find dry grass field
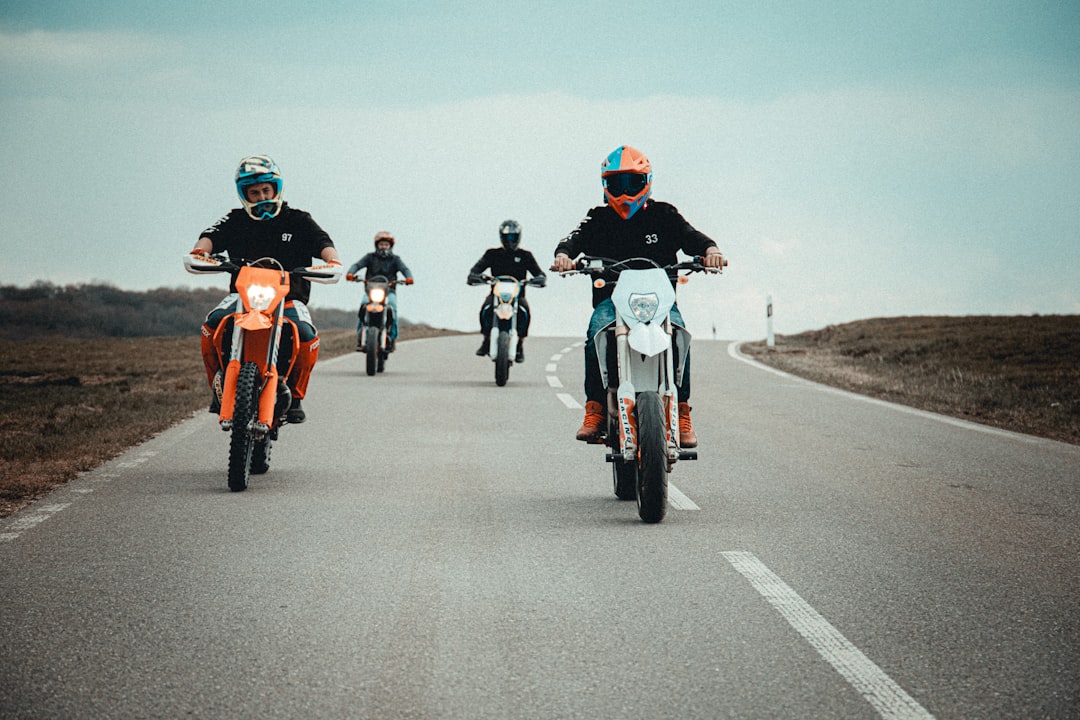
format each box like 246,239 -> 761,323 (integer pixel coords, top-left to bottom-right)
740,315 -> 1079,446
0,326 -> 462,517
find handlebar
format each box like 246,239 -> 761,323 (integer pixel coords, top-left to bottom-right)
551,255 -> 724,278
468,274 -> 546,288
346,274 -> 413,287
184,253 -> 341,282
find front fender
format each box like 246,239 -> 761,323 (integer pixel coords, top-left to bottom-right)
627,322 -> 669,357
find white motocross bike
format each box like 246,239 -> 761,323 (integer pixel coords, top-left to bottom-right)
563,255 -> 721,523
471,274 -> 545,387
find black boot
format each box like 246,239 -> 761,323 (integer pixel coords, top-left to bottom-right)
515,339 -> 525,363
476,334 -> 490,356
285,397 -> 306,424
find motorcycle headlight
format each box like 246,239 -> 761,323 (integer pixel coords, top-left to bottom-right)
495,280 -> 518,303
245,283 -> 277,311
369,287 -> 387,303
628,293 -> 659,323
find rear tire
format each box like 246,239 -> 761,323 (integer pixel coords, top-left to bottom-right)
365,328 -> 378,376
635,391 -> 668,523
227,362 -> 259,492
495,331 -> 511,386
251,434 -> 272,475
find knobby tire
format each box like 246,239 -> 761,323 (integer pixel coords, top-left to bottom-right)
365,327 -> 379,376
635,391 -> 668,523
495,331 -> 511,386
227,362 -> 260,492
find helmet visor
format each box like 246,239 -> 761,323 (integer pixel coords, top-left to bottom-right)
603,173 -> 649,197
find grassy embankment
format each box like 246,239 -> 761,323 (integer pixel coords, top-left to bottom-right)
740,315 -> 1079,446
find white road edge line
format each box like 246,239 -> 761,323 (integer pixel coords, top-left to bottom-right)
547,376 -> 563,388
667,483 -> 699,510
557,393 -> 582,409
722,551 -> 934,720
726,342 -> 1044,444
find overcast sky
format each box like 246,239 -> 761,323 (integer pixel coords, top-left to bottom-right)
2,1 -> 1077,340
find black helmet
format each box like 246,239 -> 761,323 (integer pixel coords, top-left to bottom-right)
499,219 -> 521,250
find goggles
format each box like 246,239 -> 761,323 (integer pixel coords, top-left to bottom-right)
603,173 -> 649,197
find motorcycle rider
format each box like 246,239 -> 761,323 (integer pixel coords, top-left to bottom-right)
467,219 -> 546,362
346,231 -> 414,352
190,154 -> 342,424
552,145 -> 725,447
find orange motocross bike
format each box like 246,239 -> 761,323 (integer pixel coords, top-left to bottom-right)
184,253 -> 341,492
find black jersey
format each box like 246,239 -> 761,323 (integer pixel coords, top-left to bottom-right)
469,247 -> 545,297
554,201 -> 717,307
200,203 -> 336,305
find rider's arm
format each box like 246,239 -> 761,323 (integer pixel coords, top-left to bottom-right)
320,246 -> 342,265
192,237 -> 214,255
524,251 -> 547,280
552,252 -> 575,272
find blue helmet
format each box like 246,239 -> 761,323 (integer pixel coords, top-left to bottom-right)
235,155 -> 283,220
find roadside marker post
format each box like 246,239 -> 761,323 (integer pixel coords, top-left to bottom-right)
766,295 -> 775,348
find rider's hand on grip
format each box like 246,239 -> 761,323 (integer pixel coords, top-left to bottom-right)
467,273 -> 484,285
346,273 -> 355,281
404,278 -> 414,285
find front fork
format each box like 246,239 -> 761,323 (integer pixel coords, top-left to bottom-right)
360,309 -> 387,351
216,301 -> 291,435
611,320 -> 679,464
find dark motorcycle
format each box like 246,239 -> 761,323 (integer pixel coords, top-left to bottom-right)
352,275 -> 407,376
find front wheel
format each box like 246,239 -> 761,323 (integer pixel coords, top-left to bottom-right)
227,362 -> 260,492
494,331 -> 511,386
635,391 -> 668,523
364,327 -> 378,376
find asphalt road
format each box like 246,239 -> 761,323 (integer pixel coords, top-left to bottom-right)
2,335 -> 1077,719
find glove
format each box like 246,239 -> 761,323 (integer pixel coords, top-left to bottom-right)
328,259 -> 343,266
467,273 -> 484,285
346,273 -> 355,281
533,276 -> 547,287
404,277 -> 414,285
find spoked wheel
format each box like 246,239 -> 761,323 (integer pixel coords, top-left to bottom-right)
634,391 -> 668,523
365,328 -> 379,376
494,331 -> 511,386
227,362 -> 260,492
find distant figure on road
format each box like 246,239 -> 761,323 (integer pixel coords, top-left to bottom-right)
467,219 -> 546,362
346,232 -> 414,352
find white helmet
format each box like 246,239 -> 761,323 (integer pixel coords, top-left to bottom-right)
235,155 -> 283,220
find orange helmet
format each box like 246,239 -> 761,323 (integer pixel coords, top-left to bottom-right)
373,231 -> 395,257
601,145 -> 652,220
